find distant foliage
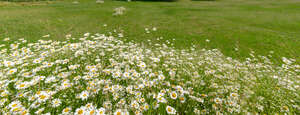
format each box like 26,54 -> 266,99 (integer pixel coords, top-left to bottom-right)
192,0 -> 216,1
0,0 -> 54,2
118,0 -> 179,2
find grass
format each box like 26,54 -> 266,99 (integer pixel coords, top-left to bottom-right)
0,0 -> 299,63
0,1 -> 299,114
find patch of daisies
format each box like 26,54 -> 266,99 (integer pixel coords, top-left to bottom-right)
0,31 -> 299,115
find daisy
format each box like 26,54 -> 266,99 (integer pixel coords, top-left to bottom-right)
61,81 -> 72,89
3,37 -> 10,41
130,100 -> 139,109
7,68 -> 17,75
52,99 -> 61,107
143,103 -> 149,110
20,109 -> 30,115
75,107 -> 86,115
179,96 -> 186,103
37,92 -> 50,102
166,106 -> 176,114
62,107 -> 72,114
97,107 -> 106,115
230,93 -> 239,99
138,62 -> 146,68
214,98 -> 222,104
15,82 -> 28,90
123,72 -> 130,78
9,101 -> 21,109
42,34 -> 50,38
87,109 -> 97,115
158,74 -> 165,80
79,91 -> 89,100
33,58 -> 42,64
3,60 -> 15,67
206,39 -> 210,42
152,27 -> 157,31
10,44 -> 18,49
114,109 -> 123,115
281,106 -> 289,112
157,96 -> 167,103
35,108 -> 45,115
169,91 -> 177,99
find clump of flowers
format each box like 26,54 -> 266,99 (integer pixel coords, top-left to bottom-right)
113,7 -> 126,16
72,1 -> 79,4
96,0 -> 104,4
0,28 -> 299,114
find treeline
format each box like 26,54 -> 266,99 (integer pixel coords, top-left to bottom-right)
0,0 -> 55,2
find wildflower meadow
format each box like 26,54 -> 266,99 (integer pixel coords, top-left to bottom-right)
0,0 -> 299,115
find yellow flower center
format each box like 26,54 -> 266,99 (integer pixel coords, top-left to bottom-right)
167,108 -> 172,112
12,104 -> 18,107
20,84 -> 25,88
90,110 -> 95,114
78,109 -> 83,114
172,93 -> 176,97
117,112 -> 121,115
64,108 -> 70,112
40,95 -> 46,99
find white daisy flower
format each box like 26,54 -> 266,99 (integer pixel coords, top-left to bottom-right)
79,91 -> 89,100
166,106 -> 176,114
52,99 -> 62,107
169,91 -> 177,99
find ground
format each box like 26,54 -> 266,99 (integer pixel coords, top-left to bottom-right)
0,0 -> 299,63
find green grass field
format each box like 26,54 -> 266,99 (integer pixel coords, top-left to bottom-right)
0,0 -> 299,114
0,0 -> 299,61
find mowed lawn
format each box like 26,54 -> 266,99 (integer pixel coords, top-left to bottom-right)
0,0 -> 299,63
